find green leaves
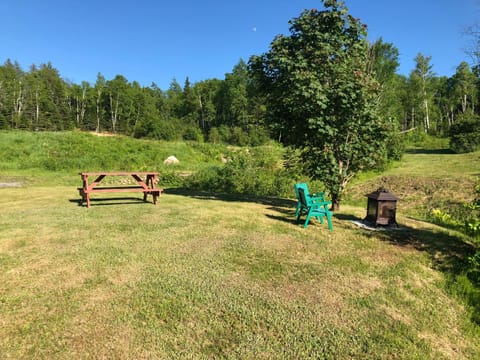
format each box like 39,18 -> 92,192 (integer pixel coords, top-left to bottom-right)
249,0 -> 387,208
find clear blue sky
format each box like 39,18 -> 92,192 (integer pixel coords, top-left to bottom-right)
0,0 -> 478,89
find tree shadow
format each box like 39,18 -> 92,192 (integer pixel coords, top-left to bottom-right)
343,214 -> 477,276
163,188 -> 297,208
164,188 -> 332,228
404,148 -> 455,155
334,213 -> 362,221
332,210 -> 474,275
164,188 -> 476,275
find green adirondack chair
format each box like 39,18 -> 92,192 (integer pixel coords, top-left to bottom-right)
294,183 -> 326,217
294,183 -> 333,230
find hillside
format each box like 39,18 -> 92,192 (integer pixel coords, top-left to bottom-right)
0,131 -> 479,358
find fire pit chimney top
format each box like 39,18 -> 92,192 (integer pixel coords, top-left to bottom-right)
366,187 -> 399,201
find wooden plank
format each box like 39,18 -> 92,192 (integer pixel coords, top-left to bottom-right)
83,187 -> 162,193
79,172 -> 158,176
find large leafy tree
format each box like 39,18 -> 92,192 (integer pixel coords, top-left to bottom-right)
249,0 -> 388,209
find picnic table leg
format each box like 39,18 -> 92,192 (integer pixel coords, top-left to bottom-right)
81,174 -> 92,208
143,175 -> 149,202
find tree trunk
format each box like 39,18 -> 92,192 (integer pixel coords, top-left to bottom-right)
411,107 -> 415,129
461,94 -> 467,113
96,89 -> 102,133
13,81 -> 24,128
75,95 -> 80,126
34,90 -> 40,131
331,193 -> 340,211
424,98 -> 429,132
198,95 -> 205,130
80,86 -> 87,126
109,93 -> 119,133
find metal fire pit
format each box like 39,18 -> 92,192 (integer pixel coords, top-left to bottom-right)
365,187 -> 399,227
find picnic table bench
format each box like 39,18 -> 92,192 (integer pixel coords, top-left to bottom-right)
78,172 -> 162,208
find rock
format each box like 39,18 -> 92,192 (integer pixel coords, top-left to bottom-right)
163,155 -> 179,165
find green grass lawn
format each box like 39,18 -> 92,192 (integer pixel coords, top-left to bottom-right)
1,131 -> 480,358
1,183 -> 479,359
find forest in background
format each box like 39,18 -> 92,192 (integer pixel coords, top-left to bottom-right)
0,34 -> 479,147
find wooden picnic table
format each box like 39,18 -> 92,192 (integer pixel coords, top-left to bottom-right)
78,171 -> 162,208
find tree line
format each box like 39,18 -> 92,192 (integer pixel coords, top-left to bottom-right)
0,38 -> 478,146
0,59 -> 271,146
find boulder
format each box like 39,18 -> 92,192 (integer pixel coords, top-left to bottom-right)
163,155 -> 179,165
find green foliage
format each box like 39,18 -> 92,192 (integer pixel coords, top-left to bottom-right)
229,127 -> 249,147
450,274 -> 480,324
466,182 -> 480,238
426,180 -> 480,323
185,145 -> 310,198
468,252 -> 480,285
430,208 -> 461,228
182,126 -> 204,142
249,1 -> 389,208
449,113 -> 480,153
404,130 -> 450,150
0,59 -> 270,147
385,128 -> 405,161
427,180 -> 480,238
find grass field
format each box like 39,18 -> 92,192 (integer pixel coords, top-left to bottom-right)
1,131 -> 480,358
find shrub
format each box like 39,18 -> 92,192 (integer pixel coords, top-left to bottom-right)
386,129 -> 405,161
208,127 -> 221,144
230,127 -> 249,146
184,145 -> 311,198
183,127 -> 204,142
449,114 -> 480,153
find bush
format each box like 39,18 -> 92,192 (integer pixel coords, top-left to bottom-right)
449,114 -> 480,153
386,130 -> 405,161
184,145 -> 311,198
404,130 -> 449,150
183,127 -> 204,142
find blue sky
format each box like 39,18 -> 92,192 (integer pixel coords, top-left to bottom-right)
0,0 -> 478,89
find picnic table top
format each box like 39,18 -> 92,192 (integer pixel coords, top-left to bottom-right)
80,171 -> 158,176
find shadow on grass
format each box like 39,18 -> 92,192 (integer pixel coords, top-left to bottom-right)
337,211 -> 476,275
69,196 -> 154,207
164,188 -> 309,227
404,148 -> 455,155
380,226 -> 475,274
163,188 -> 297,208
167,187 -> 480,323
165,187 -> 476,274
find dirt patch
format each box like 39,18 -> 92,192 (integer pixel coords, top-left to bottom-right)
89,131 -> 115,137
0,182 -> 22,188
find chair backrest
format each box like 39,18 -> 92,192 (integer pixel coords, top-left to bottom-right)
294,183 -> 309,200
298,187 -> 310,207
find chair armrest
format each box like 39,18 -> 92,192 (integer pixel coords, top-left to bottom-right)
309,193 -> 327,202
310,199 -> 332,210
